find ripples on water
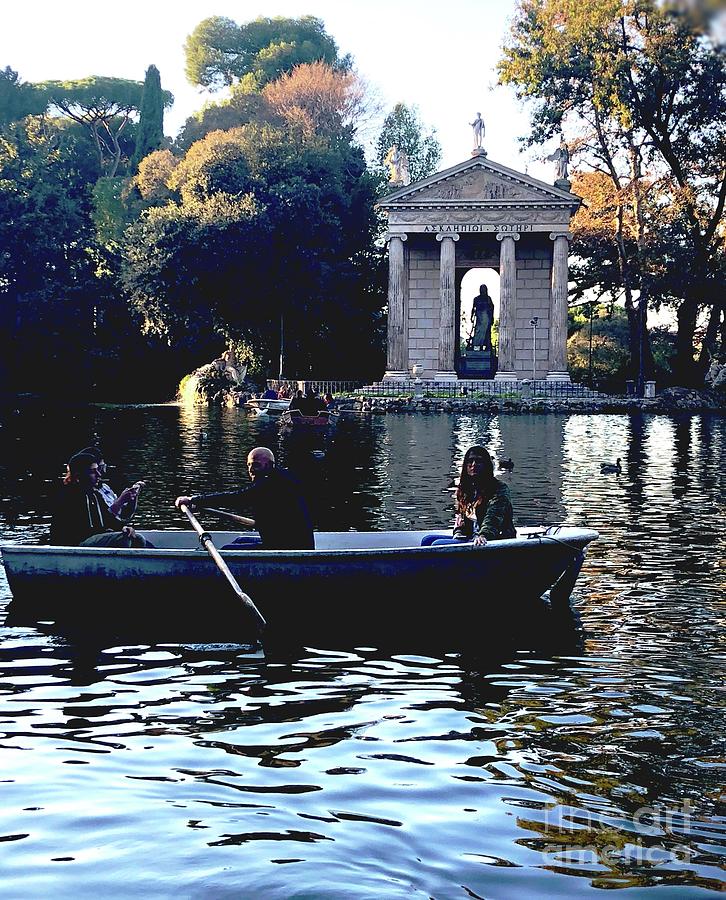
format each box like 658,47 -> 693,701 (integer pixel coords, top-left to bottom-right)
0,405 -> 724,897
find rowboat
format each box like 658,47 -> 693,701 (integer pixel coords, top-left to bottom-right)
1,526 -> 598,646
279,408 -> 334,429
244,397 -> 291,416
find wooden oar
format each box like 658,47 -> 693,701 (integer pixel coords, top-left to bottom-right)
202,507 -> 256,528
179,503 -> 266,633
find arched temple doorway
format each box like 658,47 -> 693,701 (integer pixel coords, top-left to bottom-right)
378,152 -> 580,382
457,267 -> 501,378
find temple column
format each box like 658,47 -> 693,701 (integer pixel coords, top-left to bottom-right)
547,232 -> 571,382
494,233 -> 519,380
435,233 -> 459,380
383,233 -> 409,379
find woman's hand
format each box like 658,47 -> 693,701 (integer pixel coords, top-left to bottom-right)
472,534 -> 487,547
175,495 -> 194,509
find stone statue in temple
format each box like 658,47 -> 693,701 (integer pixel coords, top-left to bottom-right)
468,284 -> 495,351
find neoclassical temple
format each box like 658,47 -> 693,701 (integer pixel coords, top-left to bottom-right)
378,150 -> 581,381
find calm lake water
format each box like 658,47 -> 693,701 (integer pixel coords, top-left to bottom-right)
0,403 -> 724,898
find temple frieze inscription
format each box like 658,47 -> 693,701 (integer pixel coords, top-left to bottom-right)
387,210 -> 571,229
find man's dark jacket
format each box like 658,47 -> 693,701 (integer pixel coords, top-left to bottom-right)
192,468 -> 314,550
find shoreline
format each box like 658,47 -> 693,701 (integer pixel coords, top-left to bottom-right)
336,387 -> 725,415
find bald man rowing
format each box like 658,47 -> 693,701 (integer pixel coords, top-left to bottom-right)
176,446 -> 314,550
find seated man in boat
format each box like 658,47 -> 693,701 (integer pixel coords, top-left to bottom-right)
421,446 -> 516,546
175,446 -> 314,550
50,452 -> 153,548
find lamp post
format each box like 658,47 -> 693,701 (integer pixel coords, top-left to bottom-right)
278,312 -> 284,381
588,303 -> 594,388
529,316 -> 539,380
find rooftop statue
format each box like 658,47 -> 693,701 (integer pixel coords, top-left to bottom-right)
384,144 -> 411,186
470,112 -> 485,150
546,136 -> 570,182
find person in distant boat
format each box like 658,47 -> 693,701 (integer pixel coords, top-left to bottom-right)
76,446 -> 144,521
261,387 -> 279,400
300,387 -> 326,416
421,445 -> 516,546
289,389 -> 305,411
50,452 -> 153,547
175,446 -> 314,550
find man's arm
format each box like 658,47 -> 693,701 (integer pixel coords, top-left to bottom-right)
176,484 -> 255,513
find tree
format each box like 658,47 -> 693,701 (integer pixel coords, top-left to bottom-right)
131,65 -> 166,171
262,61 -> 367,143
173,88 -> 273,153
568,303 -> 676,392
123,121 -> 383,377
40,76 -> 172,176
375,102 -> 442,186
184,15 -> 346,90
0,116 -> 99,395
499,0 -> 726,389
135,148 -> 179,202
0,67 -> 46,125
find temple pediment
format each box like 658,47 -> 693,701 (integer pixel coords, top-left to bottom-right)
378,155 -> 580,209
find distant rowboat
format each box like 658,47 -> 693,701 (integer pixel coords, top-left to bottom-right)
279,408 -> 334,429
244,397 -> 291,416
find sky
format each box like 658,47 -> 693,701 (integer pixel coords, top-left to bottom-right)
1,0 -> 557,180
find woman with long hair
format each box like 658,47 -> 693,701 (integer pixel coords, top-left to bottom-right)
422,445 -> 516,546
453,445 -> 516,545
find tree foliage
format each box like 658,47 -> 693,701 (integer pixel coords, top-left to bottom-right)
40,76 -> 172,176
173,88 -> 273,153
499,0 -> 726,388
135,148 -> 179,202
0,116 -> 99,394
374,102 -> 442,186
184,15 -> 346,90
568,303 -> 676,392
0,67 -> 46,125
131,65 -> 166,172
262,60 -> 367,142
123,115 -> 384,377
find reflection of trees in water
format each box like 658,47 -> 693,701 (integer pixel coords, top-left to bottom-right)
374,414 -> 467,529
457,652 -> 725,890
671,414 -> 692,502
623,412 -> 648,523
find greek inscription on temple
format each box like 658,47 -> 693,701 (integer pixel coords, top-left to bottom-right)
422,223 -> 533,233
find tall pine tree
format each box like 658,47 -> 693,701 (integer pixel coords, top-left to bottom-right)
132,65 -> 165,172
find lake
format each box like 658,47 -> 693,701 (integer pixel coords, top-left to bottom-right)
0,403 -> 724,897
